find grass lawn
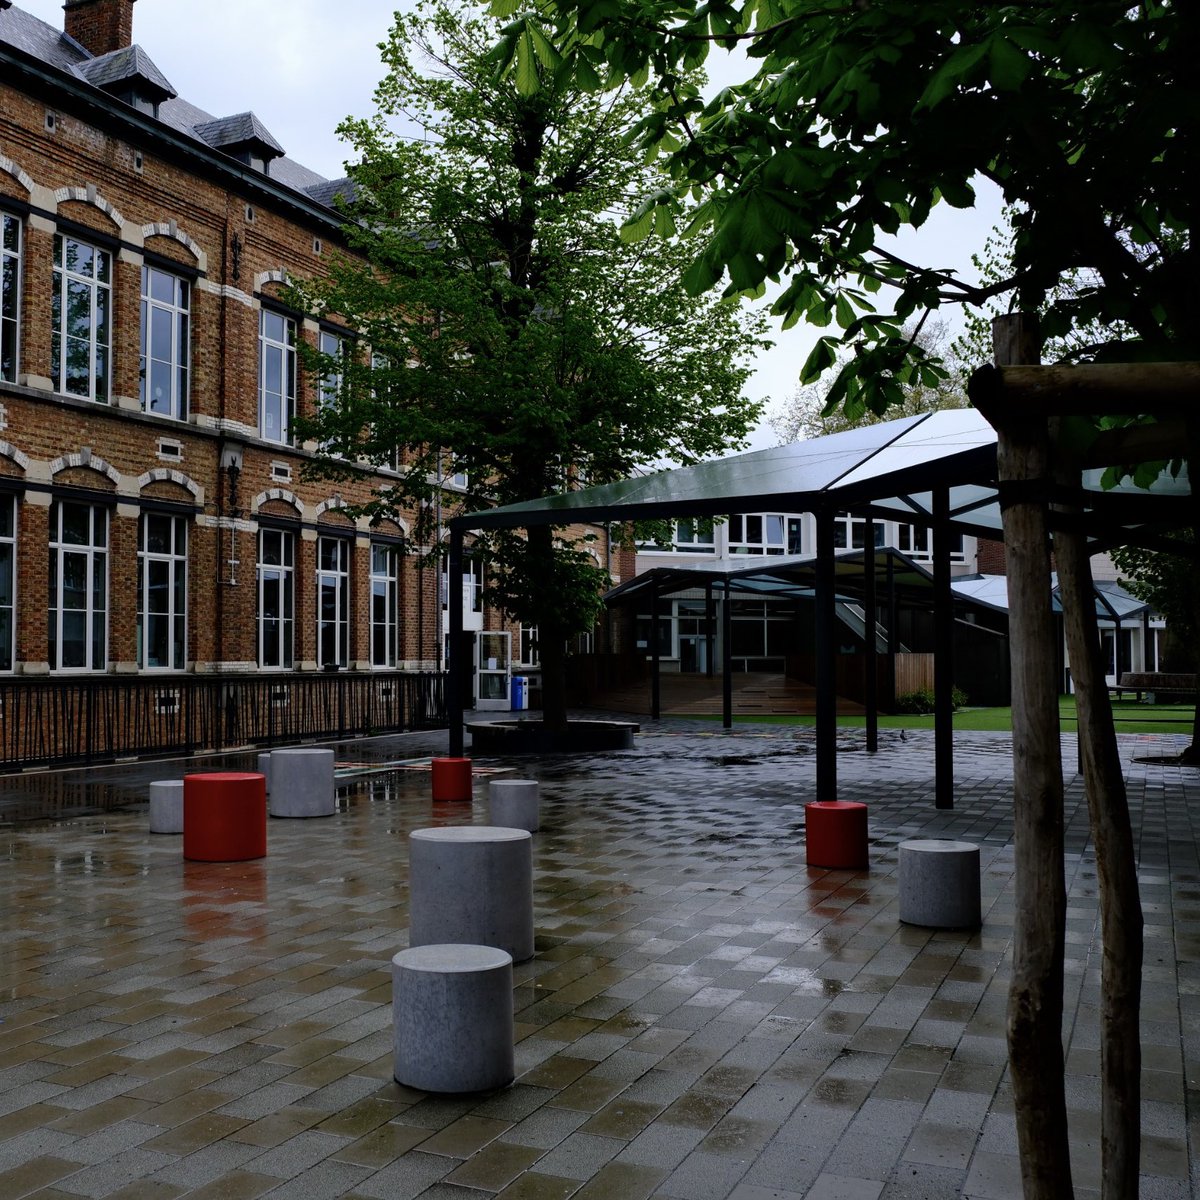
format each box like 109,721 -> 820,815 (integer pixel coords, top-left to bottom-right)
689,697 -> 1196,736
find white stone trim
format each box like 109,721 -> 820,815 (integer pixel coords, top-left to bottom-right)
0,441 -> 30,471
0,153 -> 34,193
252,486 -> 301,515
254,267 -> 289,292
314,496 -> 349,520
142,220 -> 207,270
197,280 -> 253,306
49,447 -> 120,484
54,184 -> 123,228
136,467 -> 201,500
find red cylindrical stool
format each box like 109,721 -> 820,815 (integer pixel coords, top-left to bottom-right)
805,801 -> 869,869
183,772 -> 267,862
431,757 -> 472,802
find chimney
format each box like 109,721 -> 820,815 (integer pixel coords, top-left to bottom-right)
64,0 -> 136,57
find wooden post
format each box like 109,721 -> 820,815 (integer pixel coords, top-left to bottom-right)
973,314 -> 1074,1197
1051,438 -> 1142,1199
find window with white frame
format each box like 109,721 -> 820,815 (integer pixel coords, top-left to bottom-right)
896,522 -> 966,563
318,329 -> 349,452
316,535 -> 350,668
52,233 -> 111,402
370,352 -> 402,470
0,493 -> 14,671
48,500 -> 108,670
637,518 -> 716,553
370,542 -> 400,667
137,512 -> 187,670
728,513 -> 801,555
833,511 -> 886,552
257,528 -> 294,668
1,212 -> 20,384
442,555 -> 484,613
140,265 -> 190,420
519,624 -> 539,666
258,309 -> 295,443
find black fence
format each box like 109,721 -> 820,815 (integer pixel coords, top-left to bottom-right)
0,671 -> 448,772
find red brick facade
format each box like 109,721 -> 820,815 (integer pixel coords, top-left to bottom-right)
0,2 -> 617,686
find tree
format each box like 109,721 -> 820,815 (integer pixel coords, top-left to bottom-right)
1110,537 -> 1200,761
491,3 -> 1194,1194
769,315 -> 968,443
293,0 -> 768,730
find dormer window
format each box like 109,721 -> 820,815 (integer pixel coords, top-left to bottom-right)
194,113 -> 285,176
75,45 -> 176,120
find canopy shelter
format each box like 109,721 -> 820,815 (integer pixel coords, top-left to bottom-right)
446,408 -> 1187,806
601,548 -> 1150,727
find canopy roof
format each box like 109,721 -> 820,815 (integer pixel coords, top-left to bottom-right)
452,408 -> 1190,544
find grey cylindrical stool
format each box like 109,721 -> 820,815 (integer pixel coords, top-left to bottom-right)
148,780 -> 184,834
409,826 -> 534,962
392,944 -> 514,1093
257,752 -> 272,795
488,778 -> 540,832
268,748 -> 336,818
898,839 -> 981,929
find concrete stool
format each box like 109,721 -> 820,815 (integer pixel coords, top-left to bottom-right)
488,778 -> 539,832
392,943 -> 514,1093
899,839 -> 981,929
257,752 -> 272,794
183,773 -> 266,862
431,756 -> 472,802
805,801 -> 869,869
268,748 -> 336,818
148,780 -> 184,834
409,826 -> 534,962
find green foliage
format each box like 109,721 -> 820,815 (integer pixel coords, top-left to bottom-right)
770,315 -> 967,443
1111,537 -> 1200,667
292,1 -> 768,689
895,686 -> 968,715
492,0 -> 1198,420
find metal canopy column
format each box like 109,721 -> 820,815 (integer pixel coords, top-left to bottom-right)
722,580 -> 733,729
650,582 -> 661,720
447,526 -> 465,757
933,488 -> 954,809
863,515 -> 878,753
815,505 -> 837,798
705,581 -> 715,680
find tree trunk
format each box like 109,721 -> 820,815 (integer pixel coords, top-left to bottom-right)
1052,438 -> 1143,1198
984,314 -> 1075,1197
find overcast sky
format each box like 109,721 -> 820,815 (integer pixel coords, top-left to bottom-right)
19,0 -> 1006,450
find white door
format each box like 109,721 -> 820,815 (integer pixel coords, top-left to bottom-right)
475,631 -> 512,711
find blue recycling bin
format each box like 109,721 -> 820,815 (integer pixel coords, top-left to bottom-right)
510,675 -> 527,712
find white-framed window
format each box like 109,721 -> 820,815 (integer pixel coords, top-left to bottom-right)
370,542 -> 400,668
370,352 -> 402,471
48,500 -> 108,671
832,511 -> 885,553
258,309 -> 295,443
257,528 -> 294,668
318,328 -> 350,453
1,211 -> 21,384
442,556 -> 484,613
728,513 -> 801,555
137,512 -> 187,670
0,493 -> 14,671
638,518 -> 716,554
519,624 -> 539,666
896,522 -> 967,563
140,264 -> 190,420
316,535 -> 350,668
52,233 -> 111,402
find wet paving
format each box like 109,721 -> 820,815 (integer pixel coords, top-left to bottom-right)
0,719 -> 1197,1199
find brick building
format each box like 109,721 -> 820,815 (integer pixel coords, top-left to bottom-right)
0,0 -> 625,762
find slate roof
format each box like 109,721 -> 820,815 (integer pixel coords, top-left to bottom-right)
0,1 -> 344,212
75,43 -> 176,99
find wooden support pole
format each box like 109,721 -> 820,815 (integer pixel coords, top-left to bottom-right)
989,314 -> 1074,1199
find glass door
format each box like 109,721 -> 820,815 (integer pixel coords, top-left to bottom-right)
475,630 -> 512,710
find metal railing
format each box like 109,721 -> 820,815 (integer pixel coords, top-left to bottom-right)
0,671 -> 447,771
